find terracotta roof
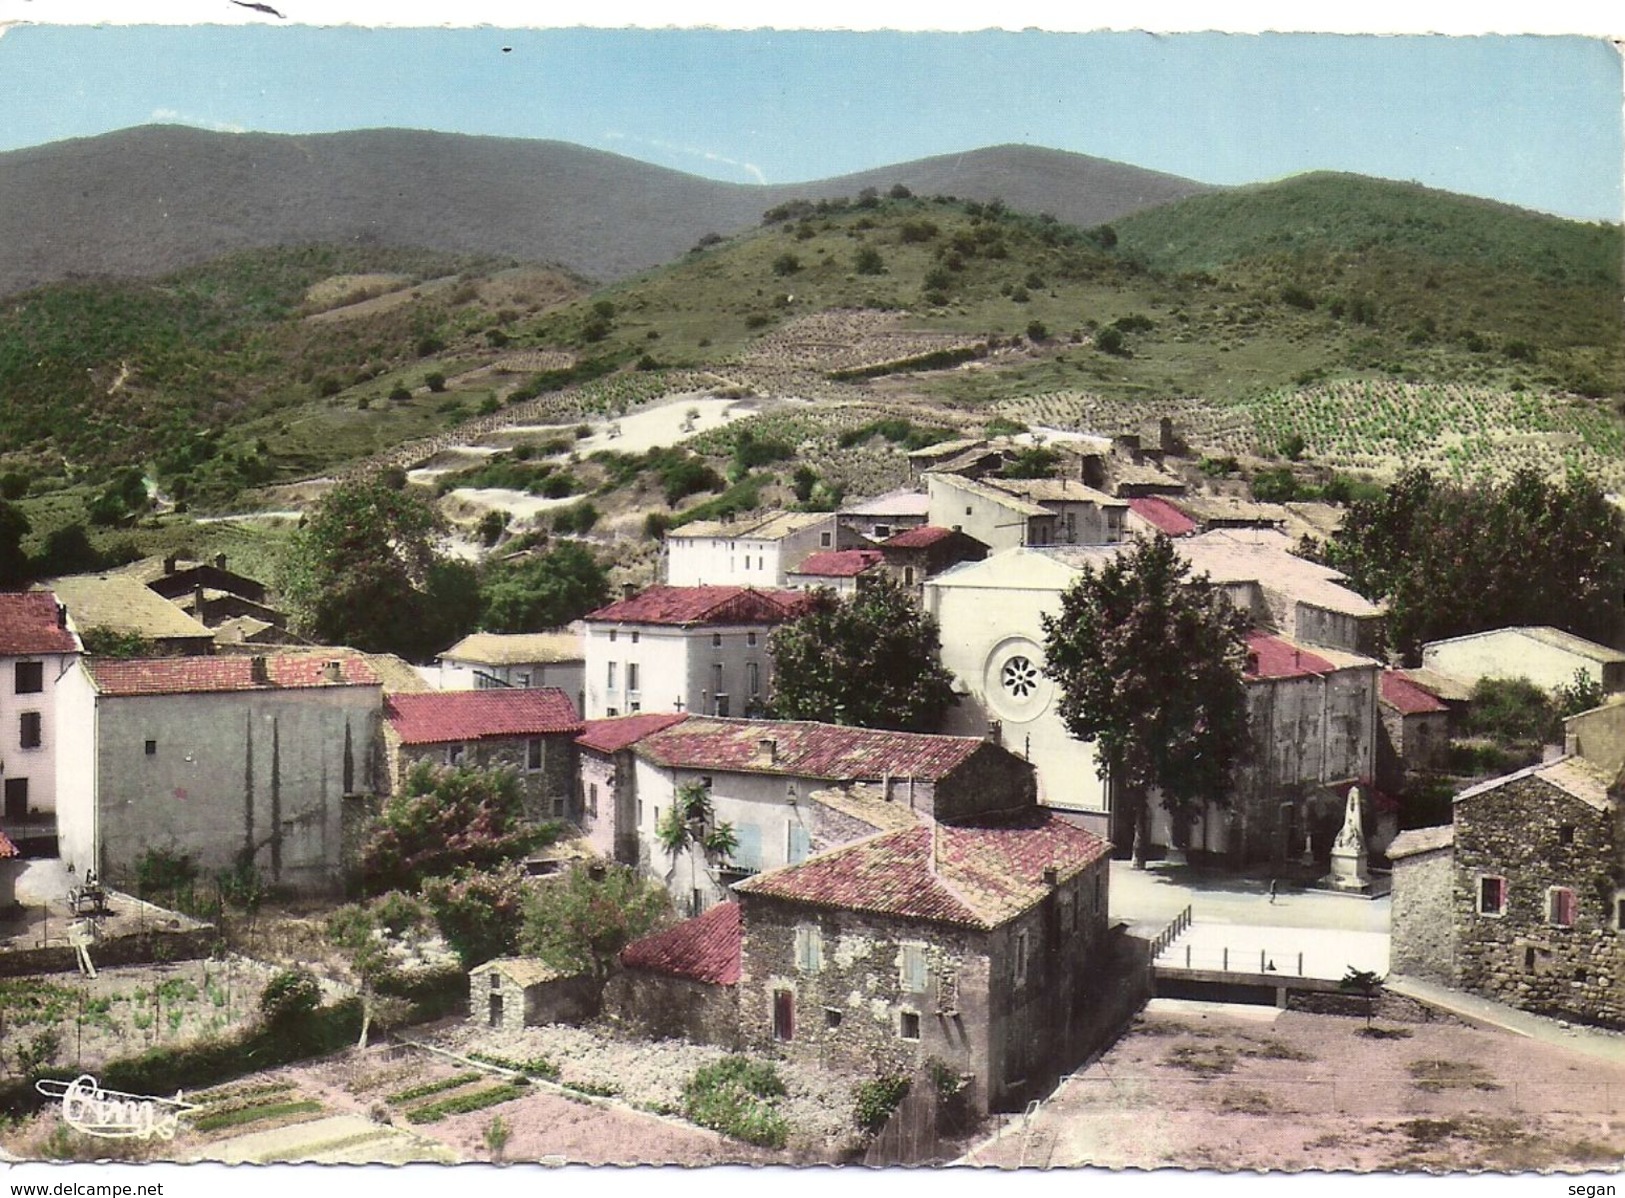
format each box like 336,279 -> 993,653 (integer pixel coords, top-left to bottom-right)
736,812 -> 1111,929
1387,825 -> 1454,860
577,712 -> 691,754
42,575 -> 215,642
619,901 -> 741,985
1455,757 -> 1616,813
386,688 -> 582,745
0,827 -> 17,859
1127,497 -> 1198,537
667,512 -> 830,541
442,631 -> 584,666
0,591 -> 78,656
586,586 -> 813,627
808,784 -> 922,834
1398,667 -> 1473,704
637,717 -> 991,782
1245,631 -> 1336,681
86,654 -> 378,696
791,550 -> 885,578
881,525 -> 959,550
468,957 -> 578,987
1381,670 -> 1450,715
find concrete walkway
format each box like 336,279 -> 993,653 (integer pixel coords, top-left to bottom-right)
1388,973 -> 1625,1065
1109,859 -> 1391,937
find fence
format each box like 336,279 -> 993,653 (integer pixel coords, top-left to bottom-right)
1148,905 -> 1192,960
862,1070 -> 975,1167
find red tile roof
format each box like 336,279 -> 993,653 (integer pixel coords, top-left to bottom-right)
1128,497 -> 1198,537
792,550 -> 884,578
1381,669 -> 1450,715
577,712 -> 691,754
386,688 -> 582,745
1244,631 -> 1335,681
880,525 -> 959,550
0,827 -> 17,859
736,812 -> 1110,929
637,717 -> 991,782
87,654 -> 378,696
586,586 -> 814,627
619,901 -> 741,985
0,592 -> 78,656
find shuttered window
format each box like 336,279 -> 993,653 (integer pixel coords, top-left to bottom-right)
899,944 -> 928,993
1547,887 -> 1577,928
1477,876 -> 1507,917
794,924 -> 823,973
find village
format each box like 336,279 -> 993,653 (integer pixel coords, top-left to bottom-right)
1,421 -> 1622,1170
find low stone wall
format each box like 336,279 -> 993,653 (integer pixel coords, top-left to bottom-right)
0,925 -> 214,978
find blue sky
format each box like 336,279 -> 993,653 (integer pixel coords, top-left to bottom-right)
0,25 -> 1619,221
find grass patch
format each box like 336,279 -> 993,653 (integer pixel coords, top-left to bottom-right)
1216,1087 -> 1273,1115
1407,1059 -> 1502,1093
190,1080 -> 297,1105
404,1084 -> 529,1124
1165,1043 -> 1237,1077
189,1099 -> 323,1133
386,1071 -> 484,1105
682,1056 -> 790,1149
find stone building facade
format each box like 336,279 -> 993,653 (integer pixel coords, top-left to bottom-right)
734,812 -> 1114,1113
467,957 -> 600,1030
384,689 -> 582,823
602,900 -> 743,1048
1386,825 -> 1456,981
1451,759 -> 1623,1027
1377,670 -> 1452,796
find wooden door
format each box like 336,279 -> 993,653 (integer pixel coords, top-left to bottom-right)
3,778 -> 27,821
773,989 -> 794,1042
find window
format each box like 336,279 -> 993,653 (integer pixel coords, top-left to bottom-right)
712,633 -> 723,648
552,796 -> 566,819
773,990 -> 794,1042
794,924 -> 823,973
820,532 -> 832,548
1615,892 -> 1625,932
527,739 -> 543,771
606,707 -> 619,718
904,566 -> 915,587
874,524 -> 891,540
14,661 -> 43,695
637,800 -> 644,825
588,783 -> 599,818
445,743 -> 466,767
1477,876 -> 1507,916
1014,930 -> 1029,986
900,944 -> 928,993
748,662 -> 760,697
1547,887 -> 1577,928
19,712 -> 41,750
758,556 -> 764,571
746,631 -> 757,648
627,663 -> 640,694
630,700 -> 641,713
965,506 -> 973,516
1559,824 -> 1575,846
787,823 -> 811,865
516,672 -> 531,688
899,1011 -> 921,1041
1001,656 -> 1040,699
824,1007 -> 843,1030
607,661 -> 617,690
609,629 -> 618,643
144,739 -> 157,757
713,663 -> 724,695
631,631 -> 639,644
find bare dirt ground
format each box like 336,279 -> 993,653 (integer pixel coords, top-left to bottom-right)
964,1000 -> 1625,1173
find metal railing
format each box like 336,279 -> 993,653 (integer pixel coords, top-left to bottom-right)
1149,904 -> 1193,958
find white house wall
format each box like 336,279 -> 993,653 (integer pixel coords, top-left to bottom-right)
1,648 -> 77,819
1423,632 -> 1622,694
53,659 -> 98,873
927,475 -> 1027,553
586,624 -> 776,720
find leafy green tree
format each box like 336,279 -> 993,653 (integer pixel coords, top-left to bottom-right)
1554,668 -> 1606,718
325,902 -> 415,1048
518,863 -> 670,981
281,478 -> 464,659
1041,534 -> 1253,867
422,861 -> 531,969
997,446 -> 1061,480
357,762 -> 556,894
0,501 -> 29,585
479,541 -> 610,633
258,967 -> 321,1027
1321,468 -> 1625,664
768,574 -> 957,732
1339,966 -> 1384,1029
79,626 -> 155,658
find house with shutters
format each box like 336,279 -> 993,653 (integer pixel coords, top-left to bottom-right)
733,810 -> 1116,1113
0,592 -> 80,844
572,713 -> 1037,914
581,586 -> 814,721
1389,756 -> 1624,1028
53,653 -> 382,894
384,688 -> 583,822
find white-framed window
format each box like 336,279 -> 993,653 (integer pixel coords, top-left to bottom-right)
794,924 -> 823,973
516,672 -> 531,688
820,532 -> 832,547
19,711 -> 42,750
1477,875 -> 1507,917
1547,887 -> 1577,928
526,738 -> 543,772
1014,929 -> 1029,986
445,742 -> 466,767
899,943 -> 928,993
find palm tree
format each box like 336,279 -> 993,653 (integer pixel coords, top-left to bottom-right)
654,781 -> 739,914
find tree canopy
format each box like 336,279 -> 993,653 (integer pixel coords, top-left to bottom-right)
768,574 -> 957,732
519,863 -> 671,981
1320,467 -> 1625,664
279,477 -> 478,660
479,541 -> 611,633
1041,534 -> 1253,866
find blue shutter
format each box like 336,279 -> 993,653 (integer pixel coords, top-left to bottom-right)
733,824 -> 763,871
788,824 -> 811,865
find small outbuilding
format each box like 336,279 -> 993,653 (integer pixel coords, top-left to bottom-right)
467,957 -> 600,1031
602,901 -> 743,1047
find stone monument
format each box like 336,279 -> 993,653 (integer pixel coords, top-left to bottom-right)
1324,785 -> 1371,893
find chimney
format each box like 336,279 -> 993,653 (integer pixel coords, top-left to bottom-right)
193,584 -> 206,620
322,659 -> 343,684
756,738 -> 777,766
214,553 -> 227,570
1159,417 -> 1176,455
1042,866 -> 1059,888
250,655 -> 270,686
162,555 -> 178,575
985,719 -> 1002,745
56,603 -> 67,629
621,582 -> 636,601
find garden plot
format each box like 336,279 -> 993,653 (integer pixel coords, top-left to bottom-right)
0,958 -> 301,1079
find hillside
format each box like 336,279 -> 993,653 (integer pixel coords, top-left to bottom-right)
0,127 -> 1212,296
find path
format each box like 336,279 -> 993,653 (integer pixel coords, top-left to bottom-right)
1388,973 -> 1625,1065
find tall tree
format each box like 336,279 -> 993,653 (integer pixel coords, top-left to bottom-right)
479,541 -> 610,632
0,500 -> 29,585
768,574 -> 957,732
280,477 -> 476,659
1321,467 -> 1625,663
518,863 -> 671,982
1041,534 -> 1253,867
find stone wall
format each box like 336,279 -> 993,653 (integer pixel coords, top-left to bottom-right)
1378,706 -> 1451,794
1453,773 -> 1623,1027
467,971 -> 600,1031
1390,847 -> 1454,980
933,743 -> 1038,824
600,971 -> 742,1048
394,732 -> 576,824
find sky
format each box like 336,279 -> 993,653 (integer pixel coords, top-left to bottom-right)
0,15 -> 1619,222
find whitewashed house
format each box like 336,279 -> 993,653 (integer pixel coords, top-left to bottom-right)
662,512 -> 865,587
0,592 -> 80,837
581,586 -> 814,720
924,472 -> 1127,554
1422,626 -> 1625,695
437,629 -> 585,708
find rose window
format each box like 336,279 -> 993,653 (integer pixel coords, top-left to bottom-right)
1001,656 -> 1039,699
